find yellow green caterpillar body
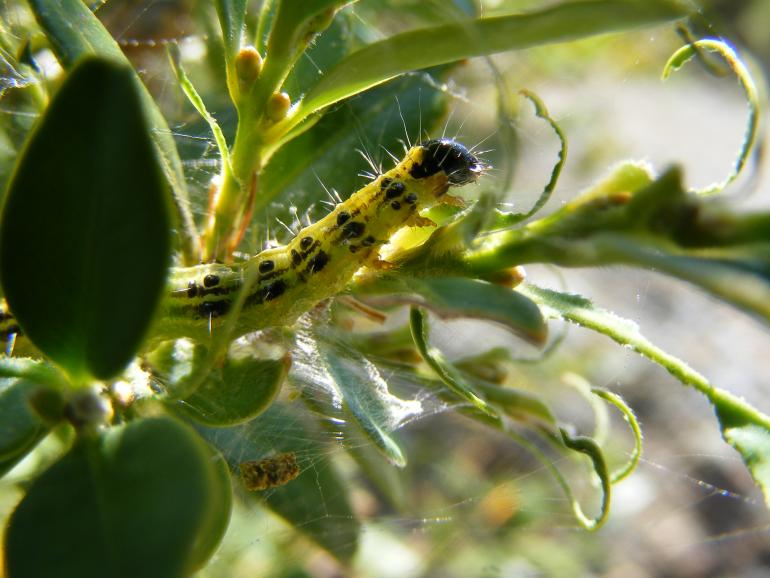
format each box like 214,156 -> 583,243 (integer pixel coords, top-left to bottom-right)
2,139 -> 483,350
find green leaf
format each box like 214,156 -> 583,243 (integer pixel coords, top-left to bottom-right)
188,445 -> 233,572
281,9 -> 353,99
214,0 -> 249,62
590,387 -> 643,484
473,381 -> 556,427
559,428 -> 611,530
28,0 -> 198,263
0,357 -> 68,388
258,0 -> 356,99
180,351 -> 289,427
310,336 -> 413,467
0,58 -> 171,382
5,417 -> 218,578
199,403 -> 360,563
521,284 -> 770,507
355,275 -> 548,346
409,307 -> 497,417
286,0 -> 692,129
466,166 -> 770,325
662,39 -> 759,195
167,44 -> 231,173
147,338 -> 288,424
0,380 -> 49,477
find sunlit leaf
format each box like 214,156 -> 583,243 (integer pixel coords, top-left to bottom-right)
521,284 -> 770,506
663,39 -> 759,195
310,336 -> 413,467
258,0 -> 357,99
286,0 -> 691,130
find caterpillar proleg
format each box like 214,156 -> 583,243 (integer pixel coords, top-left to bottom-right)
1,139 -> 484,349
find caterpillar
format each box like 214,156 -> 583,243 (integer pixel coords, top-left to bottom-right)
1,139 -> 483,351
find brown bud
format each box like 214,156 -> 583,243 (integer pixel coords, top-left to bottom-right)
235,46 -> 263,92
266,91 -> 291,122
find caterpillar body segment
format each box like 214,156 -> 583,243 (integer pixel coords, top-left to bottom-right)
2,140 -> 484,348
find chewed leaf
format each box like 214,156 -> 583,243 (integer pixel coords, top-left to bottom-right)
355,275 -> 547,346
293,327 -> 419,467
521,283 -> 770,506
663,39 -> 760,195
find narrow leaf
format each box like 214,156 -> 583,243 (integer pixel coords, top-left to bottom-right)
214,0 -> 248,62
356,275 -> 547,346
292,330 -> 416,468
663,39 -> 760,195
409,307 -> 497,417
559,428 -> 612,529
591,388 -> 643,484
521,284 -> 770,506
287,0 -> 692,129
5,417 -> 217,578
258,0 -> 355,98
0,58 -> 171,381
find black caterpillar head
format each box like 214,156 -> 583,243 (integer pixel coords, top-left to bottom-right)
410,139 -> 484,186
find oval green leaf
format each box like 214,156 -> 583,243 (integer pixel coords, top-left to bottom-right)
188,445 -> 233,571
4,417 -> 218,578
180,352 -> 289,426
0,58 -> 171,382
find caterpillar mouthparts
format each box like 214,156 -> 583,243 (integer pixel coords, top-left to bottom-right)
1,139 -> 485,351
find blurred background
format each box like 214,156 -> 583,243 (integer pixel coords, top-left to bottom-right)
2,1 -> 770,576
